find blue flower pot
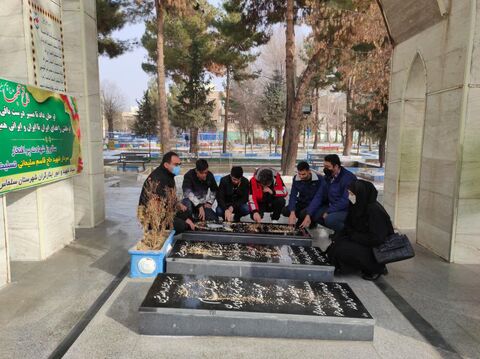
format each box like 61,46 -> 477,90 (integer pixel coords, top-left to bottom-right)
128,230 -> 176,278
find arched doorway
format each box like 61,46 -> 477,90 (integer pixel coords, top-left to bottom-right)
395,54 -> 427,233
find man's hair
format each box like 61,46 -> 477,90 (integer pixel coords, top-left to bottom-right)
324,154 -> 341,167
231,166 -> 243,179
258,169 -> 274,186
195,159 -> 209,172
161,151 -> 179,165
297,161 -> 310,171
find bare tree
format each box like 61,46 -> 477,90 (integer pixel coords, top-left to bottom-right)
230,79 -> 262,154
101,80 -> 126,140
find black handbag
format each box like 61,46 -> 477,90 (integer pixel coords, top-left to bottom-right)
373,233 -> 415,264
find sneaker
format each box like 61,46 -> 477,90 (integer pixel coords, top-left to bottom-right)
271,220 -> 279,224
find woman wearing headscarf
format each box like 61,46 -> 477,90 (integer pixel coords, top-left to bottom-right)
326,179 -> 394,281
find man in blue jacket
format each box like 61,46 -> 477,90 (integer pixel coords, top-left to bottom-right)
319,154 -> 356,232
282,161 -> 326,228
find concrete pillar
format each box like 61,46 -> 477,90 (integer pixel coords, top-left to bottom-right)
384,0 -> 480,263
0,197 -> 10,288
0,0 -> 104,270
451,0 -> 480,263
63,0 -> 105,228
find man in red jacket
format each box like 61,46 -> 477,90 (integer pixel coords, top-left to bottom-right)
249,167 -> 288,223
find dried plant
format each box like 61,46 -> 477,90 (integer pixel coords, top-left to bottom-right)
137,180 -> 177,250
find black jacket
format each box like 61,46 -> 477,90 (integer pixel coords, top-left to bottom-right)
182,169 -> 218,208
217,175 -> 249,210
138,166 -> 175,207
340,180 -> 394,247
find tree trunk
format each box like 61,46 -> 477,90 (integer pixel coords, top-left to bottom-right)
369,137 -> 372,151
190,127 -> 199,155
222,68 -> 230,153
281,0 -> 296,170
268,129 -> 272,154
155,0 -> 170,154
343,89 -> 353,156
379,128 -> 386,167
313,88 -> 319,149
356,131 -> 361,155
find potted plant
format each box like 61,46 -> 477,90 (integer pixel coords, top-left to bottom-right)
129,181 -> 177,278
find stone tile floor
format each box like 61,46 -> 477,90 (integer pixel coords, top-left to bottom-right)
0,172 -> 478,358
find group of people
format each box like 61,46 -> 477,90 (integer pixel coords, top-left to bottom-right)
139,151 -> 394,281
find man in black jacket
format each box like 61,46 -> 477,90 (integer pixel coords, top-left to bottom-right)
138,151 -> 195,234
182,159 -> 219,221
216,166 -> 250,222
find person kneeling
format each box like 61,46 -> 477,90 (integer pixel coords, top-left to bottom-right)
216,166 -> 250,222
282,161 -> 326,229
249,167 -> 287,223
326,179 -> 393,281
182,159 -> 219,222
138,151 -> 195,234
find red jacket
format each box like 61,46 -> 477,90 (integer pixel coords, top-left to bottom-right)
248,167 -> 288,213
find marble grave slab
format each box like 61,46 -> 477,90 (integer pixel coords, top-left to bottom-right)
166,240 -> 334,281
139,274 -> 374,340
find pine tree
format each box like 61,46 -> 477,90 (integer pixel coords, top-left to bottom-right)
96,0 -> 132,58
260,69 -> 286,154
131,90 -> 158,154
213,1 -> 268,153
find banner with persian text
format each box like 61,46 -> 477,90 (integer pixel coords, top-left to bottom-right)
0,78 -> 82,195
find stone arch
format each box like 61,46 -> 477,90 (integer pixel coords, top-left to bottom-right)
394,53 -> 427,232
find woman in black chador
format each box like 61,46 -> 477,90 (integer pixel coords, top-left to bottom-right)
327,179 -> 394,281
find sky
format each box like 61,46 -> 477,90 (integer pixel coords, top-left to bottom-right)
98,0 -> 308,109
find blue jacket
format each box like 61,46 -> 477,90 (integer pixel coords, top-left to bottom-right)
288,172 -> 326,216
324,167 -> 356,213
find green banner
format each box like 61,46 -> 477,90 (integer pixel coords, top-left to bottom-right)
0,78 -> 82,195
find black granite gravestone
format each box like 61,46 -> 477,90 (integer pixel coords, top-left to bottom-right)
166,240 -> 334,281
139,274 -> 374,340
182,222 -> 313,246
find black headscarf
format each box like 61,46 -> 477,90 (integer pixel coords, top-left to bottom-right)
347,180 -> 378,232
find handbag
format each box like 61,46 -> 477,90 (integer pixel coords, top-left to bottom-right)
373,233 -> 415,264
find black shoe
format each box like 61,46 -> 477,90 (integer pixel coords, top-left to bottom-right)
362,273 -> 382,281
382,267 -> 389,275
328,233 -> 336,239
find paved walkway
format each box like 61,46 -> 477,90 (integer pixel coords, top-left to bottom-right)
0,173 -> 478,358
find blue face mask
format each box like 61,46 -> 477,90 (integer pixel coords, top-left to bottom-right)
172,165 -> 181,176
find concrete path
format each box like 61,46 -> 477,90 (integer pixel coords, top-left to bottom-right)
0,172 -> 478,358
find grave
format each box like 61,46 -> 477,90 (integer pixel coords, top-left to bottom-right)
139,274 -> 374,340
166,240 -> 334,281
183,222 -> 313,246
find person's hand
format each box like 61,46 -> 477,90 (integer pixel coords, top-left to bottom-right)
186,218 -> 195,231
323,212 -> 328,220
198,206 -> 206,221
300,214 -> 311,229
225,209 -> 234,222
263,186 -> 273,194
178,203 -> 187,212
253,212 -> 262,223
288,212 -> 297,226
204,202 -> 212,209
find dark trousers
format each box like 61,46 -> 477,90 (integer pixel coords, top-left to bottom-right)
282,205 -> 324,226
173,208 -> 192,234
327,237 -> 385,276
252,196 -> 286,221
216,203 -> 250,222
181,198 -> 218,222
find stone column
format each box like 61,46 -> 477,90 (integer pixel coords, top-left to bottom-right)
63,0 -> 105,228
0,0 -> 104,268
451,0 -> 480,263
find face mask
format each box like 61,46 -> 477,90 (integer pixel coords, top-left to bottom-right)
323,168 -> 333,177
172,165 -> 181,176
349,194 -> 356,205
